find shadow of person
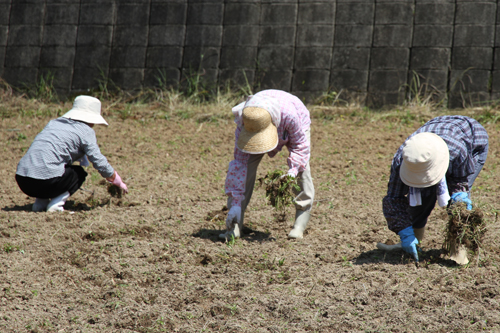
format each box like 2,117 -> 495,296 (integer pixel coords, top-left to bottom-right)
242,226 -> 276,243
192,226 -> 275,243
352,247 -> 459,267
1,200 -> 108,213
2,203 -> 33,212
352,248 -> 405,266
65,200 -> 96,211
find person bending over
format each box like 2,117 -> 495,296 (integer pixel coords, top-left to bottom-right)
222,89 -> 315,240
15,95 -> 128,212
382,115 -> 488,263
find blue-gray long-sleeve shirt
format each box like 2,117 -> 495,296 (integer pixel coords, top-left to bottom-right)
16,118 -> 114,180
382,116 -> 489,234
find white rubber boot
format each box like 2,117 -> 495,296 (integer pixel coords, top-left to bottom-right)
449,238 -> 469,265
288,210 -> 311,239
218,222 -> 242,240
32,198 -> 50,212
377,227 -> 424,252
47,191 -> 70,212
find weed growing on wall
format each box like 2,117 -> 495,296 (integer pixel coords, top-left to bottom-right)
19,72 -> 58,103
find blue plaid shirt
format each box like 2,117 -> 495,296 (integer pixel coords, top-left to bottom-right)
383,116 -> 489,233
16,118 -> 114,180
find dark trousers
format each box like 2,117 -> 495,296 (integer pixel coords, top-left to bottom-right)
16,165 -> 87,199
411,147 -> 488,229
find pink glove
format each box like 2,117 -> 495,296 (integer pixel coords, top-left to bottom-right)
109,172 -> 128,193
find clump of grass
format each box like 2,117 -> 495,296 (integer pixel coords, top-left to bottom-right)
3,243 -> 22,253
315,89 -> 347,107
19,72 -> 59,103
3,243 -> 14,253
258,170 -> 300,221
403,70 -> 445,109
107,184 -> 123,198
0,78 -> 14,101
443,203 -> 486,255
476,109 -> 500,124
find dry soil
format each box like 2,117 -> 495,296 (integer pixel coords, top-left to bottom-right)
1,109 -> 500,332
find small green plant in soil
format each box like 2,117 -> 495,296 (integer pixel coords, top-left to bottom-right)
3,243 -> 14,253
258,170 -> 300,221
443,203 -> 486,255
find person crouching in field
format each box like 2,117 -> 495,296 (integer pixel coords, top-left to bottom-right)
222,89 -> 315,240
382,115 -> 488,263
15,95 -> 129,212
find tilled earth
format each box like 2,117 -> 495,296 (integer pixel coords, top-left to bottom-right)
1,107 -> 500,332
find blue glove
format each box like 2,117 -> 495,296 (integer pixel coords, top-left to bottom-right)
450,192 -> 472,210
398,226 -> 419,262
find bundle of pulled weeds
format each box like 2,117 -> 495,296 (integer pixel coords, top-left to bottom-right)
443,203 -> 486,254
257,170 -> 300,221
107,184 -> 123,198
93,179 -> 124,198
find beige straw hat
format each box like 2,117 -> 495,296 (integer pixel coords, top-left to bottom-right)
62,96 -> 108,126
237,107 -> 278,154
400,132 -> 450,188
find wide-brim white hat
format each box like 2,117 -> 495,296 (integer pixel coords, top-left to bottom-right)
237,107 -> 278,154
400,132 -> 450,188
62,95 -> 108,126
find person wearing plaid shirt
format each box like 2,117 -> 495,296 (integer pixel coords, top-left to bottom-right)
222,90 -> 315,240
16,96 -> 129,212
382,115 -> 488,262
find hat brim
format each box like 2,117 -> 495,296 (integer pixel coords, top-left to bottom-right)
400,135 -> 450,188
62,109 -> 108,126
237,123 -> 278,154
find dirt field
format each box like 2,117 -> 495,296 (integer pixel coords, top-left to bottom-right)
1,103 -> 500,332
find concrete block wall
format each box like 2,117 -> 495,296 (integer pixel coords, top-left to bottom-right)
331,1 -> 372,102
1,0 -> 500,108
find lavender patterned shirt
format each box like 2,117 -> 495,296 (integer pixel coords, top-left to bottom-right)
225,90 -> 311,208
383,116 -> 489,233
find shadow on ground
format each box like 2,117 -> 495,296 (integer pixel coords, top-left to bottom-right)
2,203 -> 33,212
192,226 -> 274,243
353,248 -> 459,268
2,200 -> 111,212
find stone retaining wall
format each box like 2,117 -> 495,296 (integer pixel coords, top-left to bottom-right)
1,0 -> 499,107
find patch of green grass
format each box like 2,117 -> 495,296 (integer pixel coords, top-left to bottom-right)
226,234 -> 236,248
3,243 -> 22,253
3,243 -> 14,253
96,66 -> 120,100
344,170 -> 358,185
403,70 -> 444,108
1,72 -> 497,133
19,71 -> 59,103
476,109 -> 500,124
315,88 -> 345,107
227,304 -> 239,316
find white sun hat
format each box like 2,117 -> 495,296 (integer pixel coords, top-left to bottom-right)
62,95 -> 108,126
400,132 -> 450,188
